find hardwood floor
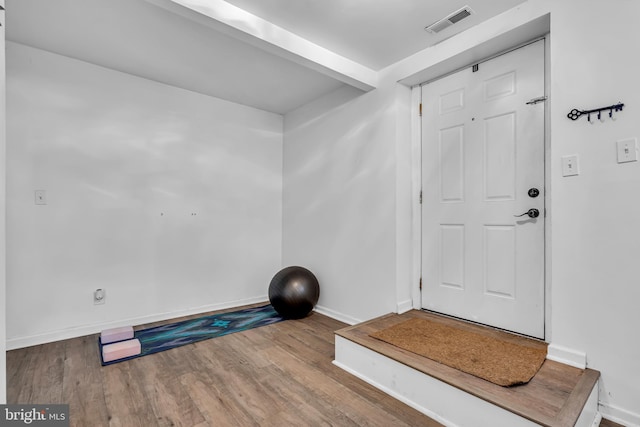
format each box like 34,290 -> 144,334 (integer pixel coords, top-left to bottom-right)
6,304 -> 618,426
7,305 -> 442,427
600,419 -> 626,427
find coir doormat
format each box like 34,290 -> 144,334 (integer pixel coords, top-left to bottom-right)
370,317 -> 547,386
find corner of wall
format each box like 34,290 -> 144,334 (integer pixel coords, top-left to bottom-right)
394,83 -> 415,315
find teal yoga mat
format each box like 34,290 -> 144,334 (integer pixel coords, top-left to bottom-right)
100,304 -> 283,365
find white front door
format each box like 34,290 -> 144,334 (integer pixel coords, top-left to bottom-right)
421,40 -> 545,339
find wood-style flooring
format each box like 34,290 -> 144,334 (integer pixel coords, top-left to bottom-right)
7,304 -> 441,427
7,304 -> 618,426
599,419 -> 626,427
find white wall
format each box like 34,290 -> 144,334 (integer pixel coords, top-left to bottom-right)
283,0 -> 640,423
546,1 -> 640,422
282,83 -> 399,324
6,42 -> 283,348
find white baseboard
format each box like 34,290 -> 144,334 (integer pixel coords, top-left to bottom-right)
599,402 -> 640,427
6,296 -> 269,350
313,305 -> 362,326
546,343 -> 587,369
396,299 -> 413,314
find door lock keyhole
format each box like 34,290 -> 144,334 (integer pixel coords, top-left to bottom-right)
528,188 -> 540,198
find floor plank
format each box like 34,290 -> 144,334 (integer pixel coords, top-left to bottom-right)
599,418 -> 626,427
7,304 -> 442,427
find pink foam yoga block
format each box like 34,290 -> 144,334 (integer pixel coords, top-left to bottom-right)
100,326 -> 134,344
102,339 -> 141,363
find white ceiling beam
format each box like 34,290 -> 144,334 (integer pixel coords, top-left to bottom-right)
145,0 -> 378,91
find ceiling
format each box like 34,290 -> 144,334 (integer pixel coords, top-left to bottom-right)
222,0 -> 526,71
6,0 -> 527,114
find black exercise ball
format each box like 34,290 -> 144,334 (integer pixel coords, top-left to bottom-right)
269,266 -> 320,319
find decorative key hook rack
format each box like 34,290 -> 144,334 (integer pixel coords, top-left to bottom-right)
567,102 -> 624,123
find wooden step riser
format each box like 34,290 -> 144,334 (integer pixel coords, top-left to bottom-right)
335,335 -> 600,427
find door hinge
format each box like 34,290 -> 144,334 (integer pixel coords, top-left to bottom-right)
472,64 -> 479,72
419,277 -> 422,290
419,103 -> 422,117
419,190 -> 423,204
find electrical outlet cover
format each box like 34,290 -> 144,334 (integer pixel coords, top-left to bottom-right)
94,289 -> 106,305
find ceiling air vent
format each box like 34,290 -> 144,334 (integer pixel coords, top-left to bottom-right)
424,6 -> 474,34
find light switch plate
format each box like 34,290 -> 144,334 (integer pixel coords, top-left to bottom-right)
35,190 -> 47,205
561,155 -> 579,177
617,138 -> 638,163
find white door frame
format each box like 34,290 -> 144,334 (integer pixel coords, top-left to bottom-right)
409,36 -> 551,341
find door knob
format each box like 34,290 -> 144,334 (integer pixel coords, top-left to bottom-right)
514,208 -> 540,218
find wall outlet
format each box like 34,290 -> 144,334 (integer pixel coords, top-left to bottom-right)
94,289 -> 106,305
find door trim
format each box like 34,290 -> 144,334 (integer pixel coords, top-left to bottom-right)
416,36 -> 546,87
